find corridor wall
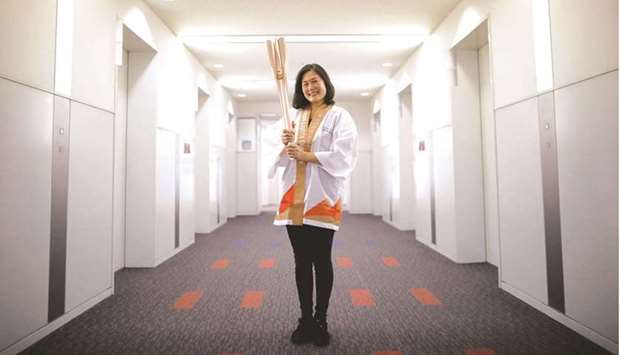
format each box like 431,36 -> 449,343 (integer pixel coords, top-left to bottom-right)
195,83 -> 234,233
375,0 -> 618,352
0,1 -> 231,354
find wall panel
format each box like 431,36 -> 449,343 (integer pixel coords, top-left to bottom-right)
414,136 -> 432,246
432,127 -> 456,260
180,140 -> 195,247
555,71 -> 618,342
65,102 -> 113,312
0,0 -> 56,91
0,79 -> 53,351
71,0 -> 117,111
495,97 -> 548,303
490,0 -> 538,108
155,129 -> 176,263
350,151 -> 372,213
550,0 -> 618,88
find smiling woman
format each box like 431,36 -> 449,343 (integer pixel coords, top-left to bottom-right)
269,63 -> 358,348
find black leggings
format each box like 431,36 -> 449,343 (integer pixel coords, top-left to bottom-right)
286,224 -> 335,320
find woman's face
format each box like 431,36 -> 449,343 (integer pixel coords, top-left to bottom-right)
302,70 -> 327,104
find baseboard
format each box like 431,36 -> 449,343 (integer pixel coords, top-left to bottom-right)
348,209 -> 373,214
500,281 -> 618,354
1,288 -> 113,355
382,218 -> 415,232
417,237 -> 458,263
155,239 -> 195,266
382,218 -> 400,230
236,211 -> 260,216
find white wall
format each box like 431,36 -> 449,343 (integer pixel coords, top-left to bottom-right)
195,84 -> 234,233
0,1 -> 232,353
235,117 -> 259,215
374,0 -> 618,351
113,50 -> 128,272
125,51 -> 157,267
339,100 -> 373,213
554,70 -> 618,345
0,0 -> 57,91
65,102 -> 114,312
452,49 -> 485,263
373,81 -> 416,230
0,77 -> 54,352
478,44 -> 499,267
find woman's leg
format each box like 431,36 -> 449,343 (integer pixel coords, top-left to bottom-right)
286,225 -> 314,319
307,225 -> 335,320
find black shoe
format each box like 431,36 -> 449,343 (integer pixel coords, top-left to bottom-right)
313,316 -> 330,347
290,317 -> 316,344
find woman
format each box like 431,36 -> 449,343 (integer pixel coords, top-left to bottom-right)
268,63 -> 358,347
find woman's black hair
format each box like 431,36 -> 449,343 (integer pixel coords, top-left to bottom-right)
292,63 -> 336,109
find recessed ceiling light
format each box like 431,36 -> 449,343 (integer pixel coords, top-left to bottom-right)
360,92 -> 370,97
213,64 -> 224,69
237,93 -> 247,98
382,62 -> 394,68
180,35 -> 427,48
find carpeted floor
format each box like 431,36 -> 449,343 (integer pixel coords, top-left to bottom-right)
21,213 -> 612,355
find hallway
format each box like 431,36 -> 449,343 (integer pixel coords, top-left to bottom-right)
1,0 -> 618,354
22,213 -> 609,355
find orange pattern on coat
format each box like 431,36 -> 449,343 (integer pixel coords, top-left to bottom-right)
278,186 -> 295,214
303,199 -> 342,220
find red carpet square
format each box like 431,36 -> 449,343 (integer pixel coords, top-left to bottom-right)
411,288 -> 442,305
465,349 -> 496,355
383,256 -> 400,267
350,289 -> 376,307
336,256 -> 353,268
373,352 -> 403,355
173,290 -> 203,310
259,258 -> 275,269
211,259 -> 230,270
240,291 -> 264,309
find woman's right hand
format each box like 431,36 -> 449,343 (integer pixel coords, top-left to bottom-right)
281,122 -> 296,145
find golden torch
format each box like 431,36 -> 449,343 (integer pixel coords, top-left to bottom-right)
266,37 -> 294,136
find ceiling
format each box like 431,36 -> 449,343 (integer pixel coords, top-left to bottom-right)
144,0 -> 461,101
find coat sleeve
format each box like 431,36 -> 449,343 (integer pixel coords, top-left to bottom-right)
268,147 -> 289,179
267,114 -> 296,179
313,110 -> 358,179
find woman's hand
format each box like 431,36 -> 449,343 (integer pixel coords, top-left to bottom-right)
285,143 -> 321,164
281,121 -> 296,145
286,143 -> 306,161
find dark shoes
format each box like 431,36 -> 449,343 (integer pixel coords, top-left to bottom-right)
312,316 -> 330,347
290,316 -> 331,347
290,317 -> 316,344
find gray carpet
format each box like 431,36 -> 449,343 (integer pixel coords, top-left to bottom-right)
21,213 -> 612,355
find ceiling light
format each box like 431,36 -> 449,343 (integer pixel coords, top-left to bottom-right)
237,93 -> 247,98
360,92 -> 370,97
382,62 -> 393,68
213,63 -> 224,69
180,34 -> 426,47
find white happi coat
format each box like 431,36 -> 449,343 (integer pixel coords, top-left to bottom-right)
269,105 -> 358,231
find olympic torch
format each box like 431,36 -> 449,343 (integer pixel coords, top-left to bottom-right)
266,37 -> 294,134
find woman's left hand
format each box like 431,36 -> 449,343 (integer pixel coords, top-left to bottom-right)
286,143 -> 306,161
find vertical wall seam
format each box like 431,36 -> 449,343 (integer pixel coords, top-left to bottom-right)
429,133 -> 436,245
541,0 -> 565,313
477,45 -> 489,262
538,92 -> 565,313
49,96 -> 70,322
175,134 -> 181,248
